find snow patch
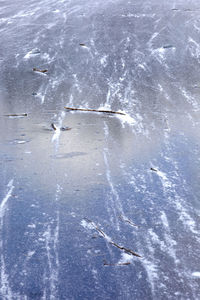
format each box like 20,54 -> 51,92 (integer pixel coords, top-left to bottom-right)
27,251 -> 35,258
28,224 -> 36,229
24,48 -> 40,59
118,252 -> 134,264
52,111 -> 66,150
116,112 -> 136,127
80,219 -> 95,230
155,170 -> 172,189
100,55 -> 108,67
192,272 -> 200,277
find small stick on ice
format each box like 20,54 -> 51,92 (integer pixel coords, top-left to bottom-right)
51,123 -> 57,131
111,241 -> 141,258
83,218 -> 141,258
33,68 -> 48,73
150,167 -> 158,172
84,218 -> 106,237
4,113 -> 27,117
103,260 -> 131,266
51,123 -> 72,131
64,107 -> 126,116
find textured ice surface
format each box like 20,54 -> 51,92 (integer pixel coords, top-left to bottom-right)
0,0 -> 200,299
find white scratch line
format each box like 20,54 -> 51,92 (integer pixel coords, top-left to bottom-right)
0,180 -> 14,218
0,179 -> 14,299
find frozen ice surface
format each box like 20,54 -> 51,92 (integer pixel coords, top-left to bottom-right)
0,0 -> 200,299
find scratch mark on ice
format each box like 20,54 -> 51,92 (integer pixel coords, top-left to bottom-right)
103,122 -> 125,230
52,111 -> 65,152
43,184 -> 60,299
0,179 -> 14,299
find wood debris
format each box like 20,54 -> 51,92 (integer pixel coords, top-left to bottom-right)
163,45 -> 174,49
103,260 -> 131,266
150,167 -> 158,172
61,126 -> 71,131
79,43 -> 86,46
51,123 -> 57,130
4,113 -> 27,117
51,123 -> 71,131
33,68 -> 48,73
110,241 -> 141,257
64,107 -> 126,115
84,218 -> 141,258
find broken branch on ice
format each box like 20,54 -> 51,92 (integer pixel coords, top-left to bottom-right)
111,241 -> 141,258
84,218 -> 141,258
51,123 -> 71,131
103,260 -> 131,266
33,68 -> 48,73
4,113 -> 27,117
51,123 -> 57,130
150,167 -> 158,172
64,107 -> 126,115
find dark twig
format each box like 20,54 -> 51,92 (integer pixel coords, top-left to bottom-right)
4,113 -> 27,117
110,242 -> 141,258
150,167 -> 158,172
51,123 -> 71,131
84,218 -> 106,237
51,123 -> 57,130
83,218 -> 141,258
103,260 -> 131,266
33,68 -> 48,73
64,107 -> 126,115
